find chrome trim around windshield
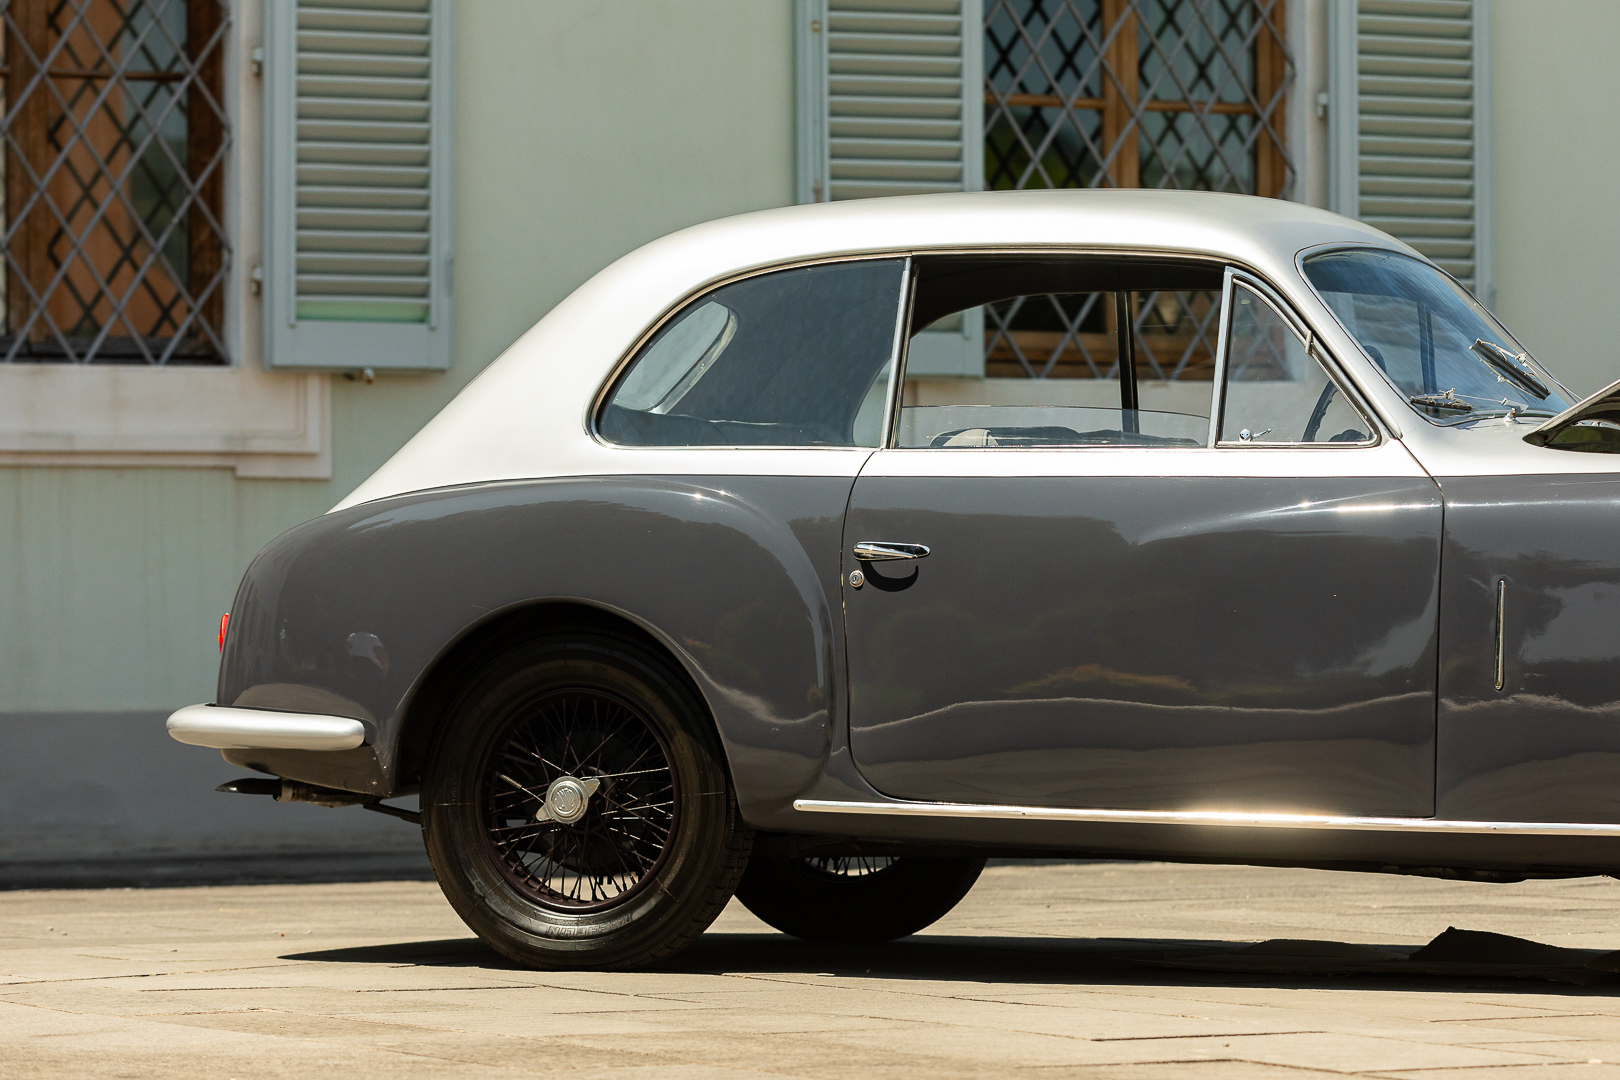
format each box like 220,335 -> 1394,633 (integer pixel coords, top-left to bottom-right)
793,798 -> 1620,836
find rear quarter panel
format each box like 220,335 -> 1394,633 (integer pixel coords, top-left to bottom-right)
219,476 -> 852,817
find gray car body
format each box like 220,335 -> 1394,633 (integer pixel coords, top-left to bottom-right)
211,191 -> 1620,877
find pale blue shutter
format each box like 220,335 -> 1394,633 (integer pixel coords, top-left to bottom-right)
1331,0 -> 1491,301
264,0 -> 453,370
796,0 -> 983,374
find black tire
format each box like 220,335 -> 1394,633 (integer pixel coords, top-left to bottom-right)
422,634 -> 750,969
736,855 -> 986,942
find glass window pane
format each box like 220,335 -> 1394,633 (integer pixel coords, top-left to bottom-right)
982,0 -> 1292,198
1302,249 -> 1570,424
898,403 -> 1210,448
599,259 -> 904,447
851,358 -> 893,447
1219,283 -> 1371,445
1,0 -> 231,364
897,256 -> 1222,449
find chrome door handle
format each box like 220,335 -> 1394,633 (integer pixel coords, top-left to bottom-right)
852,542 -> 931,562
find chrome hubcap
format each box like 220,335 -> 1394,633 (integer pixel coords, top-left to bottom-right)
537,775 -> 599,824
482,687 -> 678,912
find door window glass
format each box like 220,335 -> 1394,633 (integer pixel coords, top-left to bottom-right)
896,256 -> 1222,448
1218,282 -> 1372,445
599,259 -> 904,447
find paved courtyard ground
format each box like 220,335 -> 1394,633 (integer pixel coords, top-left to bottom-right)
4,861 -> 1620,1078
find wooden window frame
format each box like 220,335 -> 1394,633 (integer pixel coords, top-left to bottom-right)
2,0 -> 231,363
985,0 -> 1292,197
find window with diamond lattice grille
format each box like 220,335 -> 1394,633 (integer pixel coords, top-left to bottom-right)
982,0 -> 1291,383
0,0 -> 228,364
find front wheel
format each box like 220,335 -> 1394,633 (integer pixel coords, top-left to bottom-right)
736,855 -> 986,941
422,634 -> 750,969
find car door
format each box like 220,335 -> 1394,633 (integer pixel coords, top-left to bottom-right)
843,262 -> 1444,817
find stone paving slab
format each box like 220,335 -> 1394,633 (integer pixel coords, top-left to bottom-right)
3,862 -> 1620,1078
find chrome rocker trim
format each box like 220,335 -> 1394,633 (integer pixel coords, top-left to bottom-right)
166,703 -> 367,752
793,798 -> 1620,837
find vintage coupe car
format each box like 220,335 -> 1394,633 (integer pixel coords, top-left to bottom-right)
168,190 -> 1620,969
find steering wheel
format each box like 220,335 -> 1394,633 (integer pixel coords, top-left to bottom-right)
1302,382 -> 1337,443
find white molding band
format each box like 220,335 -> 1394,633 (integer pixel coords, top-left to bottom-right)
167,703 -> 366,751
794,798 -> 1620,837
0,366 -> 331,479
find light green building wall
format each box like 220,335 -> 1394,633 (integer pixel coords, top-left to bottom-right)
0,1 -> 796,715
10,0 -> 1613,715
5,0 -> 1619,867
1492,0 -> 1620,397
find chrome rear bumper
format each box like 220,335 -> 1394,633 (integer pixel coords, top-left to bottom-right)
166,703 -> 367,751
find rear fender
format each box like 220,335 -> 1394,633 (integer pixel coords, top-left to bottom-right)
218,475 -> 851,819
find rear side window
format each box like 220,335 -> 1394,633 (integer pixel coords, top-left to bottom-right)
598,259 -> 905,447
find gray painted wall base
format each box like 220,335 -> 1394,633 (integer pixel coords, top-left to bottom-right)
0,849 -> 433,890
0,712 -> 424,884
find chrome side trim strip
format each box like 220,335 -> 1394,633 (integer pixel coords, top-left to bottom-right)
792,799 -> 1620,837
1495,578 -> 1508,692
166,703 -> 367,751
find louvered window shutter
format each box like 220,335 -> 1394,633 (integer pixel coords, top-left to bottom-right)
264,0 -> 453,371
796,0 -> 984,374
1331,0 -> 1491,301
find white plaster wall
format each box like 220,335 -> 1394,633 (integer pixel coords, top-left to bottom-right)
1491,0 -> 1620,396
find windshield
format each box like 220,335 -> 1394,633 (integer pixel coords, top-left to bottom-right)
1302,249 -> 1570,424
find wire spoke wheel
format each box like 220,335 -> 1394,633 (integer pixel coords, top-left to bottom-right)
424,634 -> 750,969
736,854 -> 986,942
802,855 -> 898,878
479,687 -> 678,913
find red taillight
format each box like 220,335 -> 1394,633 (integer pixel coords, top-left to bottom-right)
218,612 -> 230,652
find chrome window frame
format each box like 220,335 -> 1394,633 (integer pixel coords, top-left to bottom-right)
887,248 -> 1234,452
1211,267 -> 1381,450
880,258 -> 915,449
588,246 -> 1387,453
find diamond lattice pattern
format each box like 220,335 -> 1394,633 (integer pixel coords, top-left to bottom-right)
1,0 -> 228,363
981,0 -> 1291,381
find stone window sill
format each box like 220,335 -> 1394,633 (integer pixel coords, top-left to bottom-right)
0,364 -> 330,479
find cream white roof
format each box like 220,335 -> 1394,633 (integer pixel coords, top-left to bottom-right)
337,190 -> 1416,509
